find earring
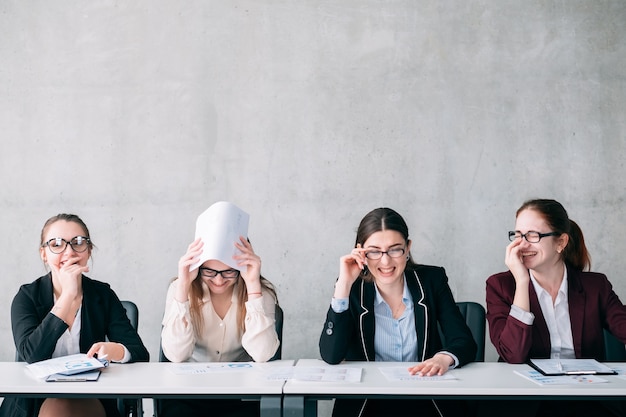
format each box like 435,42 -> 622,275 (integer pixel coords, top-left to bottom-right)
406,255 -> 410,260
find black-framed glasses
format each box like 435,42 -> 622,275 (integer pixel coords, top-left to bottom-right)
42,236 -> 91,254
199,267 -> 240,279
508,231 -> 560,243
364,247 -> 406,260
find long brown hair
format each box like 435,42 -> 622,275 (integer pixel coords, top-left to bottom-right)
516,199 -> 591,271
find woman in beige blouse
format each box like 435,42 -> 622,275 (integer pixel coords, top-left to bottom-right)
160,236 -> 279,417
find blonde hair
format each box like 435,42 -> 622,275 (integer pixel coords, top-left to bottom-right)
187,274 -> 277,335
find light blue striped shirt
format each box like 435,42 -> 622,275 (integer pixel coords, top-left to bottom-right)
373,277 -> 419,362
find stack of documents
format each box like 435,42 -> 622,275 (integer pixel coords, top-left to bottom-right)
26,353 -> 108,381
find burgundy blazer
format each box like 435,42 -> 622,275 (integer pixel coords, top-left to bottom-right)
486,263 -> 626,364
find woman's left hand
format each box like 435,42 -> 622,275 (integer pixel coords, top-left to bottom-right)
86,342 -> 125,362
407,353 -> 454,376
233,236 -> 262,296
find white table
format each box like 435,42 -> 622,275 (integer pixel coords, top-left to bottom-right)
0,360 -> 292,417
282,359 -> 626,417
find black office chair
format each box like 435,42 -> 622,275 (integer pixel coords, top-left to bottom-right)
438,301 -> 486,362
118,300 -> 143,417
604,329 -> 626,361
154,303 -> 284,416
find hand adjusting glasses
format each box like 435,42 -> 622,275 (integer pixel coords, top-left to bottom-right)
42,236 -> 91,253
508,231 -> 560,243
199,267 -> 240,279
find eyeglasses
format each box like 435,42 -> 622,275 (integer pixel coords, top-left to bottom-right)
199,267 -> 240,279
508,231 -> 560,243
42,236 -> 91,254
364,247 -> 406,260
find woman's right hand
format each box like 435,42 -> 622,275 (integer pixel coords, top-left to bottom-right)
505,238 -> 530,284
505,237 -> 531,311
334,244 -> 368,298
50,253 -> 88,299
175,238 -> 203,302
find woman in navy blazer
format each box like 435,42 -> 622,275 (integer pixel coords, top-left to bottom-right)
0,214 -> 149,417
319,208 -> 476,417
485,199 -> 626,416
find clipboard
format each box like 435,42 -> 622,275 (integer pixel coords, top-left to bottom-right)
529,358 -> 617,376
46,370 -> 101,382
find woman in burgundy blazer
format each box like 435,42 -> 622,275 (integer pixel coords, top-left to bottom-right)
485,199 -> 626,417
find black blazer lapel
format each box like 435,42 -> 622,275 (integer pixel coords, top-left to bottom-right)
359,280 -> 376,361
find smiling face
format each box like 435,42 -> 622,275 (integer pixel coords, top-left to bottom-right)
40,220 -> 91,271
514,208 -> 568,273
363,230 -> 411,287
200,259 -> 239,296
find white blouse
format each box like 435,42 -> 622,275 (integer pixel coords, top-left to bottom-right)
161,279 -> 280,363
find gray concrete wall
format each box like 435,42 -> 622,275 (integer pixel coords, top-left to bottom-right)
1,0 -> 625,377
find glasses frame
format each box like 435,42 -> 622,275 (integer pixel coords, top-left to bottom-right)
364,247 -> 406,260
42,236 -> 91,254
198,267 -> 240,279
508,231 -> 560,243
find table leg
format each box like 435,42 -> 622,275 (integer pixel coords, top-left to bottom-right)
260,395 -> 282,417
283,396 -> 317,417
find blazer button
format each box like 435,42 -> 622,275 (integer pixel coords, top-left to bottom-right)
327,321 -> 334,329
326,328 -> 333,335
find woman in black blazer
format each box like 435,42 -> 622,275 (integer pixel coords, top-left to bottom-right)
319,208 -> 476,417
0,213 -> 149,417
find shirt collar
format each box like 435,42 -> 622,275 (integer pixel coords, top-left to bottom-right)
374,274 -> 411,307
530,264 -> 569,300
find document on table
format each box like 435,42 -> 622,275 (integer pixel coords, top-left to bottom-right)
529,358 -> 617,376
379,367 -> 458,382
515,369 -> 608,385
46,370 -> 101,382
171,362 -> 254,375
264,366 -> 362,382
26,354 -> 107,379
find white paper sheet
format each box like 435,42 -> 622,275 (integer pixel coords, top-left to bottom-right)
170,362 -> 254,375
515,369 -> 608,385
190,201 -> 249,270
264,366 -> 362,382
379,366 -> 458,381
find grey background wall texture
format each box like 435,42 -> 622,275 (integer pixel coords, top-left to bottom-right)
1,0 -> 625,389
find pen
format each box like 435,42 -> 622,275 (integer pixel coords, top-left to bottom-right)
564,371 -> 597,375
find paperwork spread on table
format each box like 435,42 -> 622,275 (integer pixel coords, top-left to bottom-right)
378,367 -> 458,381
264,366 -> 362,382
515,369 -> 609,385
171,362 -> 253,374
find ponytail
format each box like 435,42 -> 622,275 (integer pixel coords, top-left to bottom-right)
564,219 -> 591,271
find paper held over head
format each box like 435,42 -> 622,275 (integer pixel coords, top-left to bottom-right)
190,202 -> 250,271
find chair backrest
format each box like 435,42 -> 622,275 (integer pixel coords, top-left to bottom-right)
604,329 -> 626,361
438,301 -> 486,362
269,304 -> 284,361
121,300 -> 139,330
